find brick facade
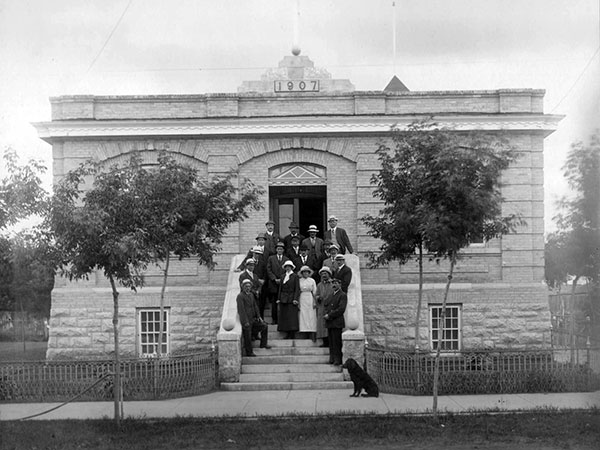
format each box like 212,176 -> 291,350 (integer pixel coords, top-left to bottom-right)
35,54 -> 561,358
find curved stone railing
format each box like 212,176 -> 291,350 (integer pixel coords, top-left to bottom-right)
216,254 -> 246,382
341,254 -> 365,367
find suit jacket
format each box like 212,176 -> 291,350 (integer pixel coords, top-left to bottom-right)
266,254 -> 289,294
236,247 -> 268,276
296,253 -> 318,272
286,246 -> 301,263
324,288 -> 347,329
283,233 -> 305,251
334,264 -> 352,294
238,271 -> 261,298
264,232 -> 281,256
278,271 -> 300,304
236,290 -> 260,328
324,227 -> 353,254
302,236 -> 324,261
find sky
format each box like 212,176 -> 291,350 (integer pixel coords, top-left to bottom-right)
1,0 -> 599,233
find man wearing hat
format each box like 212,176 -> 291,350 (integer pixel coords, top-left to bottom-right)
296,244 -> 317,275
237,244 -> 268,316
285,235 -> 302,265
266,241 -> 289,325
302,225 -> 324,261
324,216 -> 353,255
323,277 -> 347,365
282,221 -> 305,252
334,254 -> 352,294
236,233 -> 268,271
321,243 -> 340,276
237,279 -> 271,357
264,219 -> 281,257
238,258 -> 261,299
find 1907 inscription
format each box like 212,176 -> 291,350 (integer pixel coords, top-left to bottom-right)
274,80 -> 320,92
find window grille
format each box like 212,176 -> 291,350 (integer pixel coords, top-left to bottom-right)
138,308 -> 169,357
429,304 -> 462,352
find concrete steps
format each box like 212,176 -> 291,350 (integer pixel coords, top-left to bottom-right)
221,325 -> 353,392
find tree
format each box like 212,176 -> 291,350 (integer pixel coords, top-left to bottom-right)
0,148 -> 51,344
45,152 -> 263,425
0,147 -> 47,231
362,120 -> 521,417
132,152 -> 263,357
45,160 -> 150,427
546,132 -> 600,346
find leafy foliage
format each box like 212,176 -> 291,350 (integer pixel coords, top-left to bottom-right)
45,151 -> 264,288
0,147 -> 47,231
362,120 -> 522,267
0,231 -> 54,314
133,152 -> 264,269
550,132 -> 600,286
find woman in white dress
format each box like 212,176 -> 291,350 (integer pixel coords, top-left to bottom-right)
298,265 -> 318,341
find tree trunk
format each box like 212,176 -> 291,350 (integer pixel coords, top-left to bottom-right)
19,298 -> 26,354
157,252 -> 170,358
108,275 -> 121,428
432,253 -> 457,420
415,243 -> 424,351
569,275 -> 580,365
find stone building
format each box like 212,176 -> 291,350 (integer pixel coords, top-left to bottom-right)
35,52 -> 561,360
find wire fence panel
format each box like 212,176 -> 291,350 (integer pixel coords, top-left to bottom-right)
0,351 -> 217,403
366,347 -> 600,396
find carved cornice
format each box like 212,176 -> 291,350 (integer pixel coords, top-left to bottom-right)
33,114 -> 563,143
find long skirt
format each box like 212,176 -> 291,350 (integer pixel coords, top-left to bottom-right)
277,302 -> 299,332
315,302 -> 327,339
298,291 -> 317,332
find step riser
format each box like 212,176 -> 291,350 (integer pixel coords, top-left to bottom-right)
239,373 -> 345,382
242,356 -> 331,364
251,348 -> 329,356
221,381 -> 353,391
242,364 -> 340,374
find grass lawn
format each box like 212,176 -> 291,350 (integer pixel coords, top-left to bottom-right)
0,340 -> 48,361
1,411 -> 599,449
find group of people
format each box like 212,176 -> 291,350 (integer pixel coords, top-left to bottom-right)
235,216 -> 353,365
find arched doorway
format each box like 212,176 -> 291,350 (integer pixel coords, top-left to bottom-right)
268,163 -> 327,238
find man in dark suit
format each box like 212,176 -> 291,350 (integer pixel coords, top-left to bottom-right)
302,225 -> 324,261
238,246 -> 268,318
266,242 -> 288,325
264,219 -> 280,257
237,233 -> 268,271
286,235 -> 302,264
324,216 -> 353,254
324,278 -> 347,366
238,258 -> 261,299
282,221 -> 305,252
237,279 -> 271,356
333,254 -> 352,294
296,245 -> 317,274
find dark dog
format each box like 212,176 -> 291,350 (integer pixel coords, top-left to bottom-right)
342,358 -> 379,397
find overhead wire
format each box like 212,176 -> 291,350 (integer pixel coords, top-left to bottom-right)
82,0 -> 134,78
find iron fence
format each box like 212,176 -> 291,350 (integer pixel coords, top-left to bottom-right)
366,347 -> 600,396
0,351 -> 217,403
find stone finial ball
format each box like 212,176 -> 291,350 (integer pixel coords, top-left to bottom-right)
222,318 -> 236,331
346,315 -> 359,330
291,45 -> 301,56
